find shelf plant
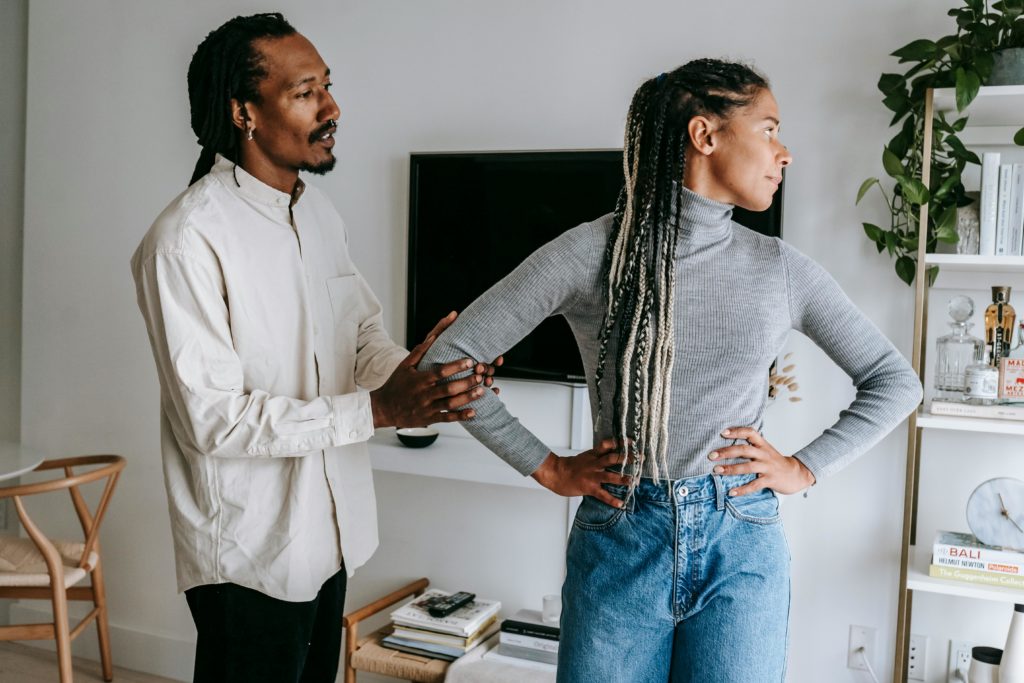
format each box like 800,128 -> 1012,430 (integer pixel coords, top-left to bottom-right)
857,0 -> 1024,285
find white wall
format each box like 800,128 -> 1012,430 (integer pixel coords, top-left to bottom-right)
18,1 -> 1013,681
1,0 -> 26,443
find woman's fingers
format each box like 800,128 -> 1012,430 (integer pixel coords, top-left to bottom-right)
721,426 -> 765,447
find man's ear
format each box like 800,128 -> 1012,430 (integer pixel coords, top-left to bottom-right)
687,115 -> 718,156
230,98 -> 252,134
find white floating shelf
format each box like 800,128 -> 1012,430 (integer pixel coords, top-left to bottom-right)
926,254 -> 1024,273
368,429 -> 550,490
917,409 -> 1024,436
933,86 -> 1024,128
908,545 -> 1024,603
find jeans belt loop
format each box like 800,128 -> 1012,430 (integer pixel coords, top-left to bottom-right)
713,474 -> 726,511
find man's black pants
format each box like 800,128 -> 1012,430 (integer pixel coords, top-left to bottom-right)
185,567 -> 347,683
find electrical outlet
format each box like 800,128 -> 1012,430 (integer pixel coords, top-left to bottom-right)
909,633 -> 928,680
948,639 -> 973,682
848,624 -> 877,671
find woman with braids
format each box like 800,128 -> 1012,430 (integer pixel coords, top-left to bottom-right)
420,58 -> 921,681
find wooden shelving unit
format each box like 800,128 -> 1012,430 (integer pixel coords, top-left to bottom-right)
894,86 -> 1024,680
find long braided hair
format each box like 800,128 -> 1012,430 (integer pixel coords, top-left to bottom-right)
186,13 -> 296,185
595,58 -> 769,483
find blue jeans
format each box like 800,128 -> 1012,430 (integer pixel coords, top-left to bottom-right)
558,474 -> 790,682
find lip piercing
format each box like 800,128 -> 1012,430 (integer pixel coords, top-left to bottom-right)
327,118 -> 336,128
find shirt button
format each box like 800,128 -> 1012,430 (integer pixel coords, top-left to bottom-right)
677,486 -> 689,499
349,430 -> 359,439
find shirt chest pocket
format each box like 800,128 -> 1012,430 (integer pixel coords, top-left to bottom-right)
326,275 -> 363,393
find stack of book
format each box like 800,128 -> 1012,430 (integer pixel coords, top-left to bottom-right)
977,152 -> 1024,257
382,589 -> 500,662
930,530 -> 1024,590
483,608 -> 559,667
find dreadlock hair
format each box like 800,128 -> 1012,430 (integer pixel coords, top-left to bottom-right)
594,58 -> 769,486
186,13 -> 296,185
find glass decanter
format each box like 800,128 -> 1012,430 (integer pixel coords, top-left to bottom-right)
934,295 -> 984,400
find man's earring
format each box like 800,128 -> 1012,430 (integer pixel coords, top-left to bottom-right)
246,126 -> 254,141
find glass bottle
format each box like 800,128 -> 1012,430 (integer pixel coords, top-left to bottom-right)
985,286 -> 1017,367
935,295 -> 984,400
965,350 -> 1000,405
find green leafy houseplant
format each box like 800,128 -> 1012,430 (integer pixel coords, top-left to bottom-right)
857,0 -> 1024,286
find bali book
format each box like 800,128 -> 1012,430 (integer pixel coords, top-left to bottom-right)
934,530 -> 1024,566
500,608 -> 560,640
390,589 -> 501,637
929,563 -> 1024,590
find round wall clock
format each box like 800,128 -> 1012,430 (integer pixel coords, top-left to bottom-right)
967,477 -> 1024,550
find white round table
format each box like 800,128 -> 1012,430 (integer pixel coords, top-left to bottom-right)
0,441 -> 46,483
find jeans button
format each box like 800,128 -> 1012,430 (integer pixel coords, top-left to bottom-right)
677,486 -> 688,499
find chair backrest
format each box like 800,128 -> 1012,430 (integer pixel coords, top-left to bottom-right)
0,455 -> 126,569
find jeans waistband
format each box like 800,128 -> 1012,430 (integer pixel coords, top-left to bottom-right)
614,473 -> 759,509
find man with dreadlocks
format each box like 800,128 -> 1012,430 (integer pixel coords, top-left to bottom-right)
131,13 -> 497,683
420,59 -> 922,681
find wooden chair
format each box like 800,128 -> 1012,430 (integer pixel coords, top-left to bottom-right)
0,454 -> 126,682
343,577 -> 452,683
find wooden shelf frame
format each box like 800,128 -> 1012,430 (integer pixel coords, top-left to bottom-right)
895,85 -> 1024,680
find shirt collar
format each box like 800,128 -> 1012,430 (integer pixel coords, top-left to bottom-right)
212,154 -> 306,209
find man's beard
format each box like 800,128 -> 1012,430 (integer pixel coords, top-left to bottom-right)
300,155 -> 336,175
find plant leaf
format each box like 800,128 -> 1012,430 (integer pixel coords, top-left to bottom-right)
899,177 -> 931,205
863,222 -> 884,242
896,256 -> 916,285
878,73 -> 906,95
857,178 -> 880,204
883,147 -> 905,178
955,68 -> 981,111
892,39 -> 939,62
1014,126 -> 1024,146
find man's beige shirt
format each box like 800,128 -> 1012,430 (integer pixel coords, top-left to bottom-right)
132,156 -> 405,601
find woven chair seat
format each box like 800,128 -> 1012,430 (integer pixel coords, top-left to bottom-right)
0,536 -> 98,587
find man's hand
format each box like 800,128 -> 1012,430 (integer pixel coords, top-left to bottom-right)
371,311 -> 488,428
708,426 -> 815,497
530,439 -> 632,508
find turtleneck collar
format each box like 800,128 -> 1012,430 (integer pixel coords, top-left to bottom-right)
675,184 -> 734,246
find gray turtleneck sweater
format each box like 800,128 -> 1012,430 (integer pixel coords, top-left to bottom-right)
419,187 -> 923,481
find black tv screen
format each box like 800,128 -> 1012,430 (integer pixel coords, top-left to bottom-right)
407,150 -> 784,383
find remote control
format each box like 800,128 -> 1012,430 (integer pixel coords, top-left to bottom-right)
427,591 -> 476,617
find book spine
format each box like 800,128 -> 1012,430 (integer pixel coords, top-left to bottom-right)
496,643 -> 559,665
934,542 -> 1024,567
981,152 -> 1002,256
1012,164 -> 1024,255
929,563 -> 1024,590
929,400 -> 1024,420
499,631 -> 560,653
997,164 -> 1013,255
500,623 -> 560,640
935,555 -> 1024,575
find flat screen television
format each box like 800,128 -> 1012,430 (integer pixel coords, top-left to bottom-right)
407,150 -> 784,383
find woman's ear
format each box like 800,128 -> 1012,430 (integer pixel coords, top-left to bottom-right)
687,115 -> 718,156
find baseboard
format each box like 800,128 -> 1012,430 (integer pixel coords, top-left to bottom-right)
9,603 -> 194,682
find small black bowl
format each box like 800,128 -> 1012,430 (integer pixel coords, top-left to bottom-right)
396,427 -> 439,448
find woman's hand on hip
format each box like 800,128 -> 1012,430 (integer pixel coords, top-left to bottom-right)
531,439 -> 632,508
708,426 -> 815,497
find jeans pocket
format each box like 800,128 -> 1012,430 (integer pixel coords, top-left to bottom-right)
572,491 -> 627,531
724,489 -> 782,526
